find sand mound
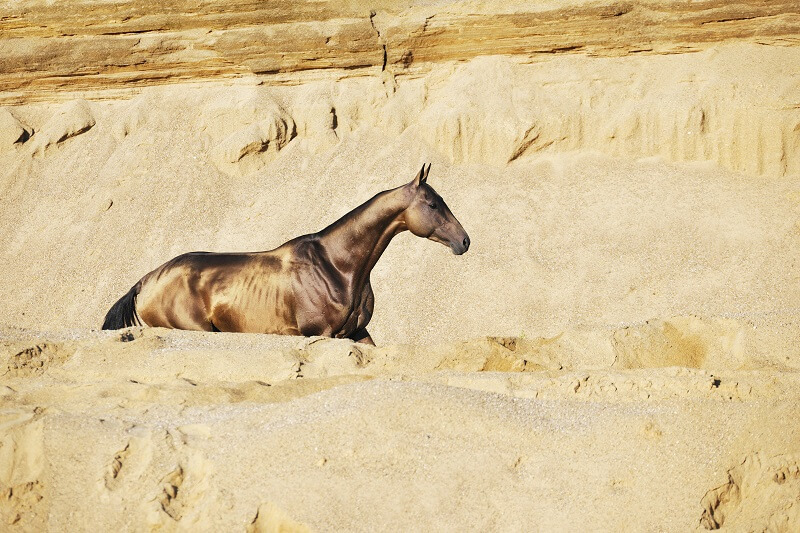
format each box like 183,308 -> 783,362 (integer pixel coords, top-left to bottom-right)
701,453 -> 800,531
201,88 -> 297,176
27,99 -> 95,157
0,108 -> 30,151
1,325 -> 799,530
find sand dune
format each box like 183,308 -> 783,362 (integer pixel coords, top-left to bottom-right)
1,0 -> 800,531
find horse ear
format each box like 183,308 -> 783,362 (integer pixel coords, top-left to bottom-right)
421,163 -> 430,184
412,164 -> 425,187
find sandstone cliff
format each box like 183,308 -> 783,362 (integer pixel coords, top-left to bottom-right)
2,0 -> 799,101
2,1 -> 799,177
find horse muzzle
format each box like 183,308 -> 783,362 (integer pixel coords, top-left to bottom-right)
430,222 -> 470,255
450,233 -> 470,255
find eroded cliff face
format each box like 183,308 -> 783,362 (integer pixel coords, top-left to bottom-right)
1,1 -> 799,176
1,0 -> 799,101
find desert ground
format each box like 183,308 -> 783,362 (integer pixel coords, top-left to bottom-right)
1,0 -> 800,531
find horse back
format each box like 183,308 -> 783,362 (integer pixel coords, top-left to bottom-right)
136,251 -> 295,333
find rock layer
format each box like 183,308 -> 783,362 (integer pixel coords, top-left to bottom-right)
1,0 -> 799,103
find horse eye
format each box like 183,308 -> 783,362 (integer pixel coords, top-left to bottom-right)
429,202 -> 438,210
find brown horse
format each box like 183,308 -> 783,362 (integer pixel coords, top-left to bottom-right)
102,164 -> 469,345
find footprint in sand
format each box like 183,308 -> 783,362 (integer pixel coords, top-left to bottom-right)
700,452 -> 800,530
3,342 -> 75,377
0,411 -> 46,529
148,449 -> 218,529
102,429 -> 155,493
248,503 -> 311,533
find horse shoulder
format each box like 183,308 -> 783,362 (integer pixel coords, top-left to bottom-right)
288,238 -> 352,335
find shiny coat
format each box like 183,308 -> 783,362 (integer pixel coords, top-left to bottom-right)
102,164 -> 470,345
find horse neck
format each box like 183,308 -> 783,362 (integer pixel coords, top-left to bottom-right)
317,186 -> 410,284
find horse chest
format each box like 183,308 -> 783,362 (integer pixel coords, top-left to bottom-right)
292,270 -> 364,335
321,286 -> 366,336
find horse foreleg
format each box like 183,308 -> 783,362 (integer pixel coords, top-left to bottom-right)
349,328 -> 375,346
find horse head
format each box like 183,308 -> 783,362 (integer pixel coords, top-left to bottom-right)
403,164 -> 470,255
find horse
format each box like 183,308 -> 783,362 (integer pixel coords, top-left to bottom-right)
101,164 -> 470,345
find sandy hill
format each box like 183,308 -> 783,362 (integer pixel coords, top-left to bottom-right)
1,1 -> 799,531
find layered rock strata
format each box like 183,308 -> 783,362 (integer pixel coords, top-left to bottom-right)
1,0 -> 799,102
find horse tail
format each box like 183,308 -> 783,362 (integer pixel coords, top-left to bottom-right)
102,281 -> 142,330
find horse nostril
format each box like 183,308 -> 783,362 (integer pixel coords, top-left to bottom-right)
463,236 -> 470,250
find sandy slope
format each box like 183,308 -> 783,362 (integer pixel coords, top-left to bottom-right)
1,46 -> 799,343
2,326 -> 800,531
1,0 -> 800,531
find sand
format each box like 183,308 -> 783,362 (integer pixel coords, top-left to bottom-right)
2,326 -> 800,531
1,0 -> 800,531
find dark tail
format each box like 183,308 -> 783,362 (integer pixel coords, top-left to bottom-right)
102,282 -> 142,330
